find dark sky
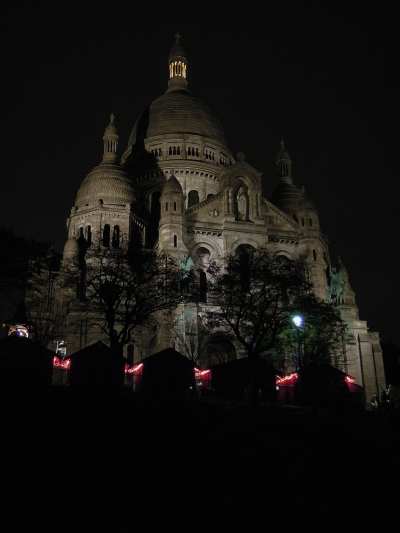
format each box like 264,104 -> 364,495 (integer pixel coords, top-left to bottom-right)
0,3 -> 397,343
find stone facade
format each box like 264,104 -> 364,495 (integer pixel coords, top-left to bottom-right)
31,35 -> 385,402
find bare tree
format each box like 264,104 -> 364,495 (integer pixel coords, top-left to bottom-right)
172,303 -> 211,366
207,248 -> 311,361
80,248 -> 181,359
25,249 -> 63,347
208,247 -> 347,368
275,294 -> 347,372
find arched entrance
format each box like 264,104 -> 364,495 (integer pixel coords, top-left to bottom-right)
194,247 -> 211,303
201,336 -> 236,368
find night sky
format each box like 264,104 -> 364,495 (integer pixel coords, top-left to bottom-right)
0,4 -> 397,343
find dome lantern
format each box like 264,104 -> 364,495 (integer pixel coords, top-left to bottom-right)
275,138 -> 293,184
102,113 -> 119,163
168,33 -> 189,92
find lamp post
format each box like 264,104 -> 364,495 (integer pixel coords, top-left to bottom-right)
292,314 -> 304,371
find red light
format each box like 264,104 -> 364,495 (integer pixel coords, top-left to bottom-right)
194,367 -> 211,378
194,367 -> 211,389
124,362 -> 143,375
53,355 -> 71,370
345,375 -> 356,384
276,372 -> 298,385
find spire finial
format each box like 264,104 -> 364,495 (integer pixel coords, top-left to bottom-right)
276,138 -> 293,183
102,113 -> 119,163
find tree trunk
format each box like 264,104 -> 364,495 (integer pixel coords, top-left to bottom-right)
248,355 -> 260,407
110,336 -> 124,388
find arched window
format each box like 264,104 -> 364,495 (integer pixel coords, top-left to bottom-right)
188,190 -> 199,208
85,225 -> 92,246
174,201 -> 177,211
112,225 -> 120,248
202,336 -> 236,367
195,247 -> 211,271
207,193 -> 215,201
78,227 -> 84,241
276,254 -> 291,265
234,183 -> 249,221
102,224 -> 110,247
169,146 -> 172,156
173,235 -> 178,248
177,146 -> 181,155
313,249 -> 317,261
165,202 -> 168,212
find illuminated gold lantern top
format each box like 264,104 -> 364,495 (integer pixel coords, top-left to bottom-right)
168,33 -> 189,92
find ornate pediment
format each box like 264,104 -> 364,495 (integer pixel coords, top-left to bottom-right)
185,192 -> 224,222
218,158 -> 262,192
263,198 -> 299,231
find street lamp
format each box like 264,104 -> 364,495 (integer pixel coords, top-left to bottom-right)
292,314 -> 304,371
292,315 -> 303,328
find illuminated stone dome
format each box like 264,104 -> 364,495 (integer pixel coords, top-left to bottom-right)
123,34 -> 229,161
75,114 -> 135,207
75,162 -> 135,207
126,90 -> 228,148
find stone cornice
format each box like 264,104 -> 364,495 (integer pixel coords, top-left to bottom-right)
268,234 -> 299,245
187,226 -> 222,237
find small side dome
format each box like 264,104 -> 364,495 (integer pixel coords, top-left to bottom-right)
75,163 -> 135,207
271,182 -> 303,212
63,237 -> 79,261
74,114 -> 136,207
162,175 -> 183,195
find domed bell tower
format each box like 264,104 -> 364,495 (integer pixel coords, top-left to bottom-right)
65,114 -> 138,256
273,139 -> 326,299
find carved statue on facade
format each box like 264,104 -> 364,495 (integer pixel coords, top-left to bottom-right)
236,186 -> 248,220
328,264 -> 346,304
179,255 -> 194,293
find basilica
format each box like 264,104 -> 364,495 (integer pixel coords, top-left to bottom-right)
30,35 -> 385,401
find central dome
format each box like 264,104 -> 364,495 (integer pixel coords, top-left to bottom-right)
127,90 -> 228,148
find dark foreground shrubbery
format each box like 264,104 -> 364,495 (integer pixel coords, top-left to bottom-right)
2,386 -> 399,528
